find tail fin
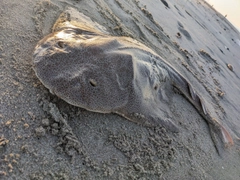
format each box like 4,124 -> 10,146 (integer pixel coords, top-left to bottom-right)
168,65 -> 233,154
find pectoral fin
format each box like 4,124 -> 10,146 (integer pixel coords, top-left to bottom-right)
116,110 -> 179,133
144,116 -> 179,133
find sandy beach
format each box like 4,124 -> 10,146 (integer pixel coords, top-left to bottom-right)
0,0 -> 240,179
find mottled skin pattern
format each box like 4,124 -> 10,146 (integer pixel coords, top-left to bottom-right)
33,8 -> 233,154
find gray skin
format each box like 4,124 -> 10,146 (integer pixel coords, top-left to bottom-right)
33,8 -> 233,154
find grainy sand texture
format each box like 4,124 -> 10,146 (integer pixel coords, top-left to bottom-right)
0,0 -> 240,179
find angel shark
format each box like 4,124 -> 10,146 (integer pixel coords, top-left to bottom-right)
33,7 -> 233,154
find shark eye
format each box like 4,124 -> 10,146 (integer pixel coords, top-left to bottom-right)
57,41 -> 65,48
89,79 -> 97,87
